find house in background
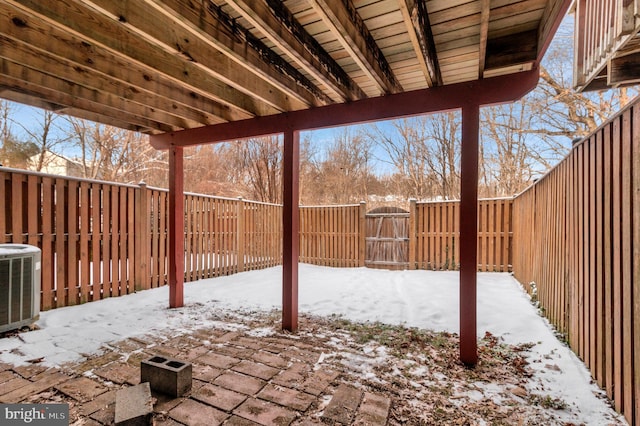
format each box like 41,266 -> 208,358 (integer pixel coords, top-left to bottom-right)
27,150 -> 96,178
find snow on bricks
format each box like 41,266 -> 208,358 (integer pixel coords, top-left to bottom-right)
0,304 -> 626,425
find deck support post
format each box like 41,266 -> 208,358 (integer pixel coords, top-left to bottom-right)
153,68 -> 540,357
460,104 -> 480,365
282,130 -> 300,331
168,145 -> 184,308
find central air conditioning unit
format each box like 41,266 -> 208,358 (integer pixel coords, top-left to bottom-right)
0,244 -> 41,333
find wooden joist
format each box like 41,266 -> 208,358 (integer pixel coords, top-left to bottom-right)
308,0 -> 403,95
224,0 -> 365,102
398,0 -> 442,87
0,0 -> 571,132
10,0 -> 279,117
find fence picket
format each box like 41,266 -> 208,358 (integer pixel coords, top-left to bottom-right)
612,113 -> 624,413
632,101 -> 640,426
41,177 -> 53,310
67,180 -> 78,306
621,109 -> 634,419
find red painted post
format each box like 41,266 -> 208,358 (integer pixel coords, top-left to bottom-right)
282,130 -> 300,331
460,104 -> 479,366
168,145 -> 185,308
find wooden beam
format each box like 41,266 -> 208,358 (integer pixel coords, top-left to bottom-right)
168,145 -> 185,309
398,0 -> 443,87
88,0 -> 319,111
308,0 -> 403,95
537,0 -> 573,61
11,0 -> 279,117
224,0 -> 365,102
0,36 -> 200,131
608,51 -> 640,87
0,0 -> 238,125
150,68 -> 540,148
0,88 -> 155,133
478,0 -> 490,77
573,0 -> 587,88
60,108 -> 158,134
282,130 -> 300,331
459,103 -> 480,366
485,30 -> 538,71
0,58 -> 177,132
618,0 -> 638,34
160,0 -> 330,107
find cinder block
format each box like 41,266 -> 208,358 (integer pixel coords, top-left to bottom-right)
141,356 -> 192,397
115,382 -> 153,426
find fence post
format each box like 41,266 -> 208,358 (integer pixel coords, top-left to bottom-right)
134,181 -> 150,291
237,197 -> 245,272
409,198 -> 417,270
359,201 -> 366,267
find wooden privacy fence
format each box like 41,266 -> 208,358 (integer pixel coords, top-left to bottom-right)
412,199 -> 513,272
1,167 -> 513,312
299,204 -> 365,268
512,99 -> 640,425
182,194 -> 282,283
0,172 -> 140,310
0,170 -> 283,310
299,199 -> 513,272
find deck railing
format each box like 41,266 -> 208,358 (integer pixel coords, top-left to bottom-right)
574,0 -> 640,89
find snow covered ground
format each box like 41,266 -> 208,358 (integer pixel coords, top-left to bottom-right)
0,264 -> 627,424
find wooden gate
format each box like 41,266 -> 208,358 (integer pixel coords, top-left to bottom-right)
365,207 -> 409,270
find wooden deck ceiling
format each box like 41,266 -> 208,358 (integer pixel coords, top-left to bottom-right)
0,0 -> 570,136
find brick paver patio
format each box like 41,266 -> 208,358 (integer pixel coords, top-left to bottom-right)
0,325 -> 391,425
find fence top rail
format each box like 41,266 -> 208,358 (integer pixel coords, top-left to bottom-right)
415,197 -> 514,205
366,212 -> 410,217
0,166 -> 141,189
300,203 -> 363,209
182,191 -> 280,207
241,199 -> 282,207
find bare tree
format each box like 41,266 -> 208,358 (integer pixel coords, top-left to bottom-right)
422,112 -> 460,199
364,118 -> 431,200
315,128 -> 373,204
0,100 -> 15,166
215,136 -> 283,203
184,143 -> 238,196
16,110 -> 69,171
364,114 -> 460,201
521,34 -> 636,168
299,133 -> 324,205
0,100 -> 10,154
67,118 -> 166,184
481,103 -> 535,197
